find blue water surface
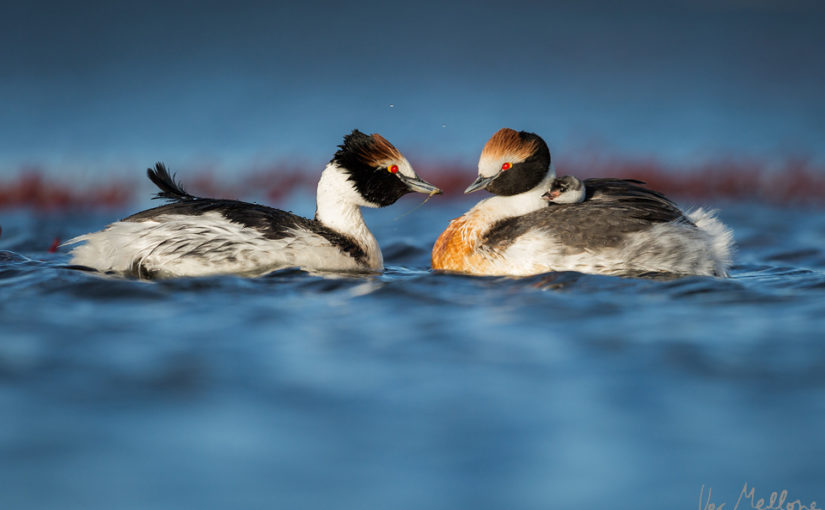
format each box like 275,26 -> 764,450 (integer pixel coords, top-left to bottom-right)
1,198 -> 824,509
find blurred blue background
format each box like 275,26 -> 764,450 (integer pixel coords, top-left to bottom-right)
2,2 -> 825,510
2,0 -> 824,179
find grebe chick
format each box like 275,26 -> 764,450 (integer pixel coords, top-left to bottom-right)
543,175 -> 585,204
67,130 -> 441,278
431,128 -> 733,277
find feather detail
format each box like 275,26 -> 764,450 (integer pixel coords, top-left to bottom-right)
480,128 -> 539,162
431,212 -> 497,273
148,163 -> 198,202
333,130 -> 403,167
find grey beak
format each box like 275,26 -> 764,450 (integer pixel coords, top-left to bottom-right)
464,175 -> 496,194
398,174 -> 442,195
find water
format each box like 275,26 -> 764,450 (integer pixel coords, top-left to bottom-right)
1,199 -> 824,509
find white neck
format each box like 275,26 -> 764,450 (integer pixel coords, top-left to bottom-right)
472,172 -> 556,222
314,163 -> 382,269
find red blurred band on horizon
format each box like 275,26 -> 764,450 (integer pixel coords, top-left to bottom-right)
1,156 -> 824,210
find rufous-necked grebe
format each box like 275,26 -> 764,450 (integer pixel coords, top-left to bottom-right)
67,130 -> 441,278
431,128 -> 732,277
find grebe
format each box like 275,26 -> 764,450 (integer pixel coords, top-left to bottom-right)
431,128 -> 733,277
544,175 -> 585,204
67,130 -> 441,278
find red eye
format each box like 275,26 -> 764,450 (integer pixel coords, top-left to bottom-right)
501,162 -> 512,171
389,164 -> 399,174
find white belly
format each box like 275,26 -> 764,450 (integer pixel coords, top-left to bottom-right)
65,212 -> 375,278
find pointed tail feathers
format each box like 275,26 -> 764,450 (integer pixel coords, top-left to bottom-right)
148,163 -> 197,202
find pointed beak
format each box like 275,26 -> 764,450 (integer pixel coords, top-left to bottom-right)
464,175 -> 496,194
398,174 -> 442,195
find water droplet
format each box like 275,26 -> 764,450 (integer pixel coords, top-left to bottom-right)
389,104 -> 395,108
441,124 -> 447,128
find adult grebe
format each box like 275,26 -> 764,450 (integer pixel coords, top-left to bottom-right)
431,128 -> 732,277
67,130 -> 441,278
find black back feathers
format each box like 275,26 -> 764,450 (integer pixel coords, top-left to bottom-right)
132,160 -> 371,266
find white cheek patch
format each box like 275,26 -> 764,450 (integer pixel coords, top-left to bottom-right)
478,155 -> 519,178
378,157 -> 417,179
397,157 -> 416,179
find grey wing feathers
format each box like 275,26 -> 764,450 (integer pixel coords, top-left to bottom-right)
583,178 -> 688,224
483,178 -> 692,251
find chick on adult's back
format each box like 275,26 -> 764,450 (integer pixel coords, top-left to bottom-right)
67,130 -> 441,278
431,128 -> 732,277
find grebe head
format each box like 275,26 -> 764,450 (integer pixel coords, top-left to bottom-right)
465,128 -> 551,196
542,175 -> 586,204
330,130 -> 441,207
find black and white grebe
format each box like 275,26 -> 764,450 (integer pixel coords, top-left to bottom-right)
431,128 -> 733,277
67,130 -> 441,278
544,175 -> 586,204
